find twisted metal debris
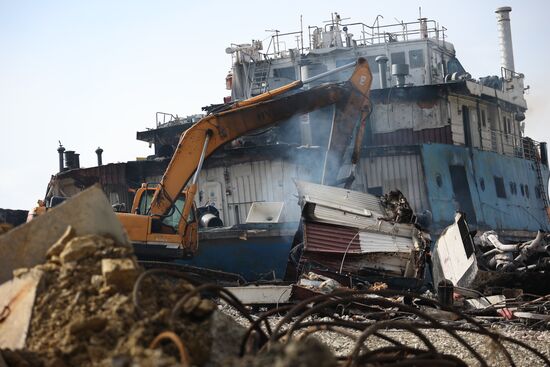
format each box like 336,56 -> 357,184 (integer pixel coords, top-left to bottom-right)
127,266 -> 550,366
173,279 -> 550,366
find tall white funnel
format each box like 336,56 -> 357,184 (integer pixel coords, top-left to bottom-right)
495,6 -> 515,72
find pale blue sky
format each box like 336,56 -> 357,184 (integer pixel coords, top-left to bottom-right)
0,0 -> 548,209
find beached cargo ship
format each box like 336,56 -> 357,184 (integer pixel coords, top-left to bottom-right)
43,7 -> 549,280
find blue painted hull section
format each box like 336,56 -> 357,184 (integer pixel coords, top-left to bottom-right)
175,225 -> 295,281
421,144 -> 550,233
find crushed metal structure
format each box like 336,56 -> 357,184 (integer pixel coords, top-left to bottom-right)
295,181 -> 429,285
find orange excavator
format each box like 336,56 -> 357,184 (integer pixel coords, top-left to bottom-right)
35,58 -> 372,258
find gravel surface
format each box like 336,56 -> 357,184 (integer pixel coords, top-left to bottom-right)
220,305 -> 550,366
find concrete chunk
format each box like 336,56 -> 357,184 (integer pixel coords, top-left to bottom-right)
0,186 -> 130,284
60,237 -> 97,264
68,316 -> 107,335
101,258 -> 138,292
46,225 -> 75,259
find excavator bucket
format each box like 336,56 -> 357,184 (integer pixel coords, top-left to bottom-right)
322,57 -> 373,186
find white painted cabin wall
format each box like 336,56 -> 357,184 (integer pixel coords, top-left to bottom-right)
197,159 -> 317,226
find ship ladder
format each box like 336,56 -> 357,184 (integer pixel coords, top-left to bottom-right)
534,152 -> 550,224
250,61 -> 271,96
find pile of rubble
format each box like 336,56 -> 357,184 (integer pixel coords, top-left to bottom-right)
0,227 -> 249,366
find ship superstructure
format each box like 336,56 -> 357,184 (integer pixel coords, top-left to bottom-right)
195,7 -> 548,237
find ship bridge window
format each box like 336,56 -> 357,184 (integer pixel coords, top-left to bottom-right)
391,51 -> 406,65
481,110 -> 487,128
409,49 -> 424,69
273,66 -> 296,80
447,57 -> 466,75
494,176 -> 506,198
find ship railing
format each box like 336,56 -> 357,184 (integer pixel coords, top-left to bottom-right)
259,17 -> 447,60
263,30 -> 304,59
501,66 -> 523,81
156,112 -> 178,128
520,136 -> 542,162
155,112 -> 203,129
487,129 -> 542,161
340,19 -> 446,46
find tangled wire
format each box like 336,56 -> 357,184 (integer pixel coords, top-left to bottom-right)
135,268 -> 550,366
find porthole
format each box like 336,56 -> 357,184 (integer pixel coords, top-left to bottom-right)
436,174 -> 443,187
525,185 -> 530,198
520,184 -> 525,196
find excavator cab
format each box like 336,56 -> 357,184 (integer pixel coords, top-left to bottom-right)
119,184 -> 198,257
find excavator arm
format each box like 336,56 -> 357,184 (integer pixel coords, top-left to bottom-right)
149,58 -> 372,223
117,58 -> 372,256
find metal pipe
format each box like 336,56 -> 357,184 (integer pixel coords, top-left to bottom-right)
480,230 -> 518,252
302,61 -> 356,84
495,6 -> 515,72
504,231 -> 546,271
375,55 -> 388,88
321,105 -> 337,185
191,130 -> 213,185
64,151 -> 76,170
481,248 -> 500,257
95,147 -> 103,166
57,144 -> 65,173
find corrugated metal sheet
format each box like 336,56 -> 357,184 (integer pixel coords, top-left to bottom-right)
301,251 -> 411,276
47,163 -> 129,207
360,153 -> 429,213
295,180 -> 384,214
358,232 -> 413,253
371,126 -> 452,146
198,159 -> 317,226
311,204 -> 416,236
304,222 -> 413,254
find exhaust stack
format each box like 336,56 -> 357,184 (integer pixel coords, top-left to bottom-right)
95,147 -> 104,166
57,143 -> 65,173
375,56 -> 388,88
495,6 -> 515,72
